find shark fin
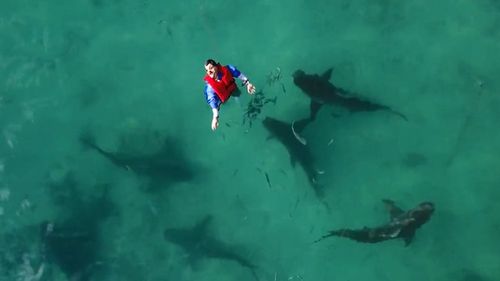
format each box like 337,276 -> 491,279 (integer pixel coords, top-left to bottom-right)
186,252 -> 205,269
313,231 -> 336,243
310,101 -> 323,121
194,215 -> 213,235
79,131 -> 101,152
382,199 -> 405,220
321,68 -> 333,81
403,232 -> 415,246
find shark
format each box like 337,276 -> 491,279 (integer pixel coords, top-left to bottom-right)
163,215 -> 259,280
79,132 -> 196,191
262,116 -> 324,198
314,200 -> 434,246
293,68 -> 407,122
42,173 -> 117,281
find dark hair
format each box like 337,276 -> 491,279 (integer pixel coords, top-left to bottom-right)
205,59 -> 218,66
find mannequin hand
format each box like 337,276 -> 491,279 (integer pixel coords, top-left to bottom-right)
211,116 -> 219,131
247,82 -> 256,94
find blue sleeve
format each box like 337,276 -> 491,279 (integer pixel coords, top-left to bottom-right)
204,83 -> 221,109
226,64 -> 241,78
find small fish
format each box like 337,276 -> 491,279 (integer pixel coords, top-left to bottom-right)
266,67 -> 282,86
265,172 -> 272,188
232,169 -> 239,176
281,83 -> 286,93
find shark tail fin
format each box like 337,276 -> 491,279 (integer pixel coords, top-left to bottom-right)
390,109 -> 408,121
313,231 -> 337,244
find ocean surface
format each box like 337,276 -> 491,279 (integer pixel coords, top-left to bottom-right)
1,0 -> 499,280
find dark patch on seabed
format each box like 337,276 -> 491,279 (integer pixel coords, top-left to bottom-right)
40,171 -> 118,281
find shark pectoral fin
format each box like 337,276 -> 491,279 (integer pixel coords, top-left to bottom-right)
382,199 -> 405,219
186,253 -> 203,269
321,68 -> 333,81
403,228 -> 416,246
403,235 -> 414,246
310,101 -> 323,121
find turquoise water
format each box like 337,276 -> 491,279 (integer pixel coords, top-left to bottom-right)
1,0 -> 499,280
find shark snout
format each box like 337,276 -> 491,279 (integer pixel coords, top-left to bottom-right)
410,202 -> 435,222
292,70 -> 305,79
262,117 -> 274,128
419,202 -> 435,212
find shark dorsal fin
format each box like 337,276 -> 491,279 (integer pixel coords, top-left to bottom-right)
194,215 -> 213,235
321,68 -> 333,81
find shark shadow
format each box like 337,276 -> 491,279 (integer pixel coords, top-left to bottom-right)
293,68 -> 407,126
164,215 -> 259,280
42,172 -> 117,281
262,117 -> 325,199
314,200 -> 434,246
80,132 -> 198,192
